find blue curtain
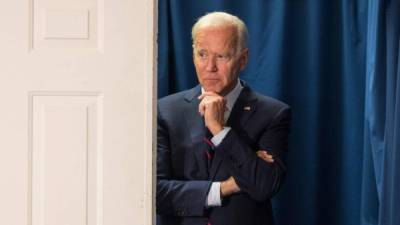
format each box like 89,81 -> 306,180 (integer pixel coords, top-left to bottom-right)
362,1 -> 400,225
157,1 -> 400,225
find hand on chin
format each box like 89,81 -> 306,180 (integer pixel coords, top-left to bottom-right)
203,85 -> 222,95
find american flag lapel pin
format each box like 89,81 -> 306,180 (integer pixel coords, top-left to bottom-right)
244,106 -> 251,111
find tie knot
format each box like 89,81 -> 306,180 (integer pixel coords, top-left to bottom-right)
203,136 -> 214,148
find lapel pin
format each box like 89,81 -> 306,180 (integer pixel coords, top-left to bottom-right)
244,106 -> 251,111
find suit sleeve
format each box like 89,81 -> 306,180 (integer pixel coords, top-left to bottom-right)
218,106 -> 291,202
156,107 -> 212,217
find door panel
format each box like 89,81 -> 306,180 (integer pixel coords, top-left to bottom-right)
0,0 -> 155,224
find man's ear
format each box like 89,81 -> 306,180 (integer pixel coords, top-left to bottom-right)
239,48 -> 249,71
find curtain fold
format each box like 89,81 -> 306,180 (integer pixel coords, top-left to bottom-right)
362,1 -> 400,225
157,1 -> 400,224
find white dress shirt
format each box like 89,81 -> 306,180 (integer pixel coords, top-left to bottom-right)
201,80 -> 244,207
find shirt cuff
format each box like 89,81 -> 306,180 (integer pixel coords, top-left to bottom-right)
205,182 -> 222,207
211,127 -> 231,146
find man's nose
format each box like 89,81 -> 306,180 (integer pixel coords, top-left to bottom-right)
206,56 -> 218,72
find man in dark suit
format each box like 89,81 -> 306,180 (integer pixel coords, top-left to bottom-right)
157,12 -> 291,225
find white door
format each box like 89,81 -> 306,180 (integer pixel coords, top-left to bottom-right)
0,0 -> 155,224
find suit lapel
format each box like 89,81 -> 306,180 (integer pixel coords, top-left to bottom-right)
226,86 -> 257,129
209,85 -> 258,180
183,86 -> 209,174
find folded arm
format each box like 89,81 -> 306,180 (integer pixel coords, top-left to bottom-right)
217,106 -> 291,201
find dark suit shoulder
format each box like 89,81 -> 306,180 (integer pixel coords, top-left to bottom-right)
157,86 -> 200,123
158,86 -> 199,106
158,90 -> 185,107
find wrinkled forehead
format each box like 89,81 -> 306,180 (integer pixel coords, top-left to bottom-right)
193,25 -> 238,49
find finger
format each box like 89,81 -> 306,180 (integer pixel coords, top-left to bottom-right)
199,91 -> 220,97
198,101 -> 205,116
264,154 -> 273,160
198,94 -> 205,100
256,151 -> 269,157
261,153 -> 273,159
256,151 -> 274,163
217,99 -> 224,113
203,95 -> 226,106
266,154 -> 273,159
199,94 -> 226,106
261,154 -> 274,163
258,149 -> 273,157
256,151 -> 267,158
202,97 -> 225,114
265,158 -> 274,163
199,97 -> 214,113
257,150 -> 269,156
198,92 -> 218,100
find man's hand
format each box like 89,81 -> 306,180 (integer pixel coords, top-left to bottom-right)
256,150 -> 274,163
220,176 -> 241,198
198,92 -> 226,135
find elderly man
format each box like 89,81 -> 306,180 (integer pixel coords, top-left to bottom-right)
157,12 -> 291,225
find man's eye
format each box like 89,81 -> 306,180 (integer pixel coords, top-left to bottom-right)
198,52 -> 208,59
217,54 -> 230,61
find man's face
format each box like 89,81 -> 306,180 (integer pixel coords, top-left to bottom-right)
193,26 -> 248,96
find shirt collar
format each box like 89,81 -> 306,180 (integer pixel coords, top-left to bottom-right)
201,80 -> 243,111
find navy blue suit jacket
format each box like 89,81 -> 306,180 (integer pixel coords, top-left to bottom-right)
157,83 -> 291,225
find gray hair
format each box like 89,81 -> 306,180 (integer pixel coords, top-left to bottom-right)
192,12 -> 248,55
